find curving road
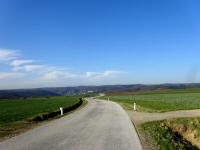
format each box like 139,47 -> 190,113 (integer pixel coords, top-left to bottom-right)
0,98 -> 142,150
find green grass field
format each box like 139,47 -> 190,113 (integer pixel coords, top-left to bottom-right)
102,89 -> 200,112
0,96 -> 80,139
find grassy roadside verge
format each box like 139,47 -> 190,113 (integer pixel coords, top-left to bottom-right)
0,96 -> 86,141
140,118 -> 200,150
101,92 -> 200,112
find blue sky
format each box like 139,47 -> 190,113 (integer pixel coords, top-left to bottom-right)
0,0 -> 200,89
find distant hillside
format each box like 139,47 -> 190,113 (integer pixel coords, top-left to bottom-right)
1,83 -> 200,99
0,89 -> 59,99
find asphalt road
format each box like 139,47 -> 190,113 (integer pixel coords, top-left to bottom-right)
0,98 -> 143,150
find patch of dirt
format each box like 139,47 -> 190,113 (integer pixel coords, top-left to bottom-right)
127,109 -> 200,125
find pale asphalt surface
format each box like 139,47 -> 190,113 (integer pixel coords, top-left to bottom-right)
0,98 -> 143,150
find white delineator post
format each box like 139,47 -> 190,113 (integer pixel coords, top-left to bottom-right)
108,97 -> 109,101
60,107 -> 63,115
133,102 -> 137,111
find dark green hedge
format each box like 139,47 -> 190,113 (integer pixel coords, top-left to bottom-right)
31,98 -> 83,122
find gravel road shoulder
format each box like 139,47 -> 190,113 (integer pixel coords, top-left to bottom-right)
127,109 -> 200,125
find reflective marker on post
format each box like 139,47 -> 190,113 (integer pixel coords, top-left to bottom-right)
134,103 -> 137,111
60,107 -> 63,115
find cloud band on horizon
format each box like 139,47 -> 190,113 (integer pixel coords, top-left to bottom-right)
0,48 -> 125,89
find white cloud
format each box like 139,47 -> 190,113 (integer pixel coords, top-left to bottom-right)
13,64 -> 49,73
10,59 -> 34,67
39,70 -> 78,81
103,70 -> 123,77
0,72 -> 24,79
23,65 -> 46,72
14,64 -> 66,73
86,70 -> 123,79
0,49 -> 19,61
0,48 -> 125,89
10,59 -> 35,71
